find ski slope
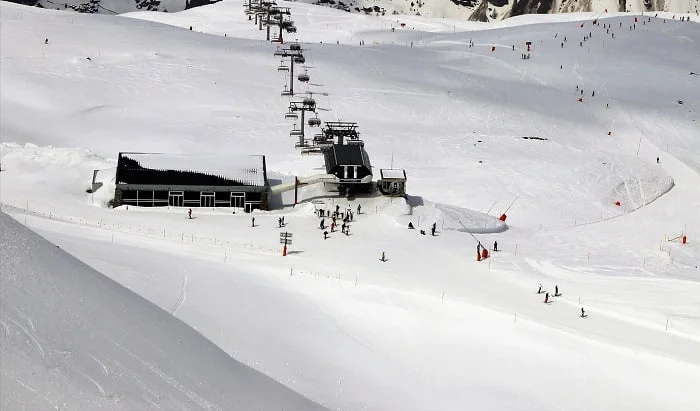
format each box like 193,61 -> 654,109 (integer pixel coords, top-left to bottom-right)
0,210 -> 327,410
1,2 -> 699,410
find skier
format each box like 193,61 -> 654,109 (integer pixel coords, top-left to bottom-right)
537,284 -> 543,294
357,204 -> 361,214
188,208 -> 192,219
493,241 -> 498,251
44,38 -> 49,44
592,90 -> 595,97
431,223 -> 436,236
555,285 -> 559,296
320,218 -> 325,230
408,222 -> 415,229
581,307 -> 586,317
281,216 -> 285,226
331,221 -> 336,232
323,230 -> 328,240
251,216 -> 255,227
656,156 -> 660,163
381,251 -> 386,262
544,292 -> 550,304
341,222 -> 346,234
278,217 -> 282,228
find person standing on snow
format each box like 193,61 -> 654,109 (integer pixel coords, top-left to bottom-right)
320,218 -> 325,230
188,208 -> 192,219
544,292 -> 550,304
357,204 -> 361,214
493,241 -> 498,251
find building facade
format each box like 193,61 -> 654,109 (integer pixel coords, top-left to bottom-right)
113,152 -> 269,212
322,143 -> 373,194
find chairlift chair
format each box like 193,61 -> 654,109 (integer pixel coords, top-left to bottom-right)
308,117 -> 321,127
302,97 -> 315,108
277,64 -> 289,72
290,129 -> 303,137
289,42 -> 301,51
287,26 -> 297,33
281,86 -> 293,97
298,73 -> 310,83
284,112 -> 298,120
293,55 -> 305,64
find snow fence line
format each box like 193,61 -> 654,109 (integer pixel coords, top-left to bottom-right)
0,202 -> 278,255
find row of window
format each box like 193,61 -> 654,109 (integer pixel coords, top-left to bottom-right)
119,190 -> 263,211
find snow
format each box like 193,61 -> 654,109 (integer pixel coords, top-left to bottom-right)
119,152 -> 268,186
1,2 -> 700,410
0,210 -> 326,410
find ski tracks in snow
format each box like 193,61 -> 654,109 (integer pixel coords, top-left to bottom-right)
171,275 -> 189,316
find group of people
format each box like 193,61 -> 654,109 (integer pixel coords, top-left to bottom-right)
538,283 -> 586,317
320,203 -> 361,240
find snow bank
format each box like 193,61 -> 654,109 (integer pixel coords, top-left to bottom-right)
388,195 -> 507,232
0,210 -> 327,410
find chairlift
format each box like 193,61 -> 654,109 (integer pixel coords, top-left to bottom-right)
298,73 -> 310,82
308,117 -> 321,127
277,64 -> 289,72
293,55 -> 305,64
302,97 -> 315,107
289,42 -> 301,51
290,129 -> 303,137
281,86 -> 293,97
284,112 -> 298,120
287,26 -> 297,33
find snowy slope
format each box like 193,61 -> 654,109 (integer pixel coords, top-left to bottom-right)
287,0 -> 700,21
32,0 -> 218,15
0,210 -> 326,410
1,1 -> 700,410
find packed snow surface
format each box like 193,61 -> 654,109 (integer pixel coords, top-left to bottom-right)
0,211 -> 326,410
1,1 -> 700,410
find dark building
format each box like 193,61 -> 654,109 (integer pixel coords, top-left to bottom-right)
322,143 -> 373,194
378,169 -> 407,196
114,152 -> 269,212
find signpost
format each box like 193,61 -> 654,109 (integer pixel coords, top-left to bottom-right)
280,232 -> 293,256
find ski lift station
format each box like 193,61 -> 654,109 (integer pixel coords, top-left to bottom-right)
113,152 -> 269,212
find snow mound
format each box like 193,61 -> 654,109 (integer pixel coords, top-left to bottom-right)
391,195 -> 507,232
595,158 -> 674,212
0,210 -> 327,410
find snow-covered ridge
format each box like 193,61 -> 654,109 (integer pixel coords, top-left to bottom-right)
0,210 -> 327,410
11,0 -> 220,15
289,0 -> 699,21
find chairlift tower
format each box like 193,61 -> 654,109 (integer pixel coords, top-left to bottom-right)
274,45 -> 304,95
287,98 -> 317,148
